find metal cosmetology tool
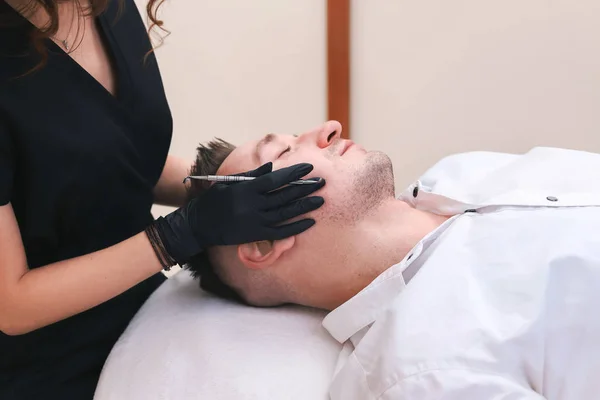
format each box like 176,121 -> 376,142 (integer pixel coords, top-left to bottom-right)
183,175 -> 321,185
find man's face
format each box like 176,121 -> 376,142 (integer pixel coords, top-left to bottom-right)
217,121 -> 395,224
211,121 -> 395,307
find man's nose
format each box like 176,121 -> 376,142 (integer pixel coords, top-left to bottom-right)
296,120 -> 342,147
312,121 -> 342,149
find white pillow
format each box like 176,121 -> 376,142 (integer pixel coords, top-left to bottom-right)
94,270 -> 342,400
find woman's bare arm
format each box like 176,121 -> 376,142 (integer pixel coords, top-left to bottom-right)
0,203 -> 163,336
153,155 -> 192,207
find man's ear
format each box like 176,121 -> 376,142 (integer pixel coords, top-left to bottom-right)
237,236 -> 296,270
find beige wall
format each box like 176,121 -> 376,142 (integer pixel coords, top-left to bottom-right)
351,0 -> 600,190
133,0 -> 327,217
140,0 -> 600,216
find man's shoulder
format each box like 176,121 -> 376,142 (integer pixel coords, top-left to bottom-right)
417,146 -> 600,194
420,146 -> 587,178
416,150 -> 518,191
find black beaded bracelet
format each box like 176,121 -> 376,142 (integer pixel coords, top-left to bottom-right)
145,223 -> 177,271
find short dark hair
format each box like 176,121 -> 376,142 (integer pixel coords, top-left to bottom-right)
185,139 -> 242,301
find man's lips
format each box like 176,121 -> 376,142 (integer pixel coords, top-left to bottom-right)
340,140 -> 354,155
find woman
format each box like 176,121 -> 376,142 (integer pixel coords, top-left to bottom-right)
0,0 -> 326,398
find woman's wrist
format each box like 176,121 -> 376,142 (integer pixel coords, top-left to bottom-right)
145,222 -> 177,271
150,210 -> 203,268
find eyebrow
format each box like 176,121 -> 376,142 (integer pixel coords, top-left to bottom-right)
254,133 -> 276,163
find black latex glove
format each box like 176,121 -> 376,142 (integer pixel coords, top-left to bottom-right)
154,162 -> 325,265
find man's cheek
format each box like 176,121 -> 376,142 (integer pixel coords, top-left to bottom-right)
284,183 -> 330,222
299,162 -> 327,182
271,160 -> 289,172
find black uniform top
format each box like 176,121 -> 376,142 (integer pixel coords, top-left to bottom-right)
0,0 -> 171,398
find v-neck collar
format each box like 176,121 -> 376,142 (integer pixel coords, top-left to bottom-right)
2,0 -> 132,110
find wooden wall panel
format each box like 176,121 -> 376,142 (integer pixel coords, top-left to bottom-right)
327,0 -> 350,139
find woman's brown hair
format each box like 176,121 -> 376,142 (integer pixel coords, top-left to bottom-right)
2,0 -> 167,73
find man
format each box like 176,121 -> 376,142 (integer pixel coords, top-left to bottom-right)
186,120 -> 600,399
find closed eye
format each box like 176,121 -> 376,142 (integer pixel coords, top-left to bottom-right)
278,146 -> 291,158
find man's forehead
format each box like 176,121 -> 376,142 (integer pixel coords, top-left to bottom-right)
217,138 -> 262,176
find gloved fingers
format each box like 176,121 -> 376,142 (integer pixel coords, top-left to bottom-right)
263,196 -> 324,224
264,178 -> 325,209
264,218 -> 317,241
235,162 -> 273,178
252,163 -> 314,193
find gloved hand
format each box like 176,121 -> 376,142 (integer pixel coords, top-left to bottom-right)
153,162 -> 325,265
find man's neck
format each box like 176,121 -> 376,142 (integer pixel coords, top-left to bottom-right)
320,198 -> 448,310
